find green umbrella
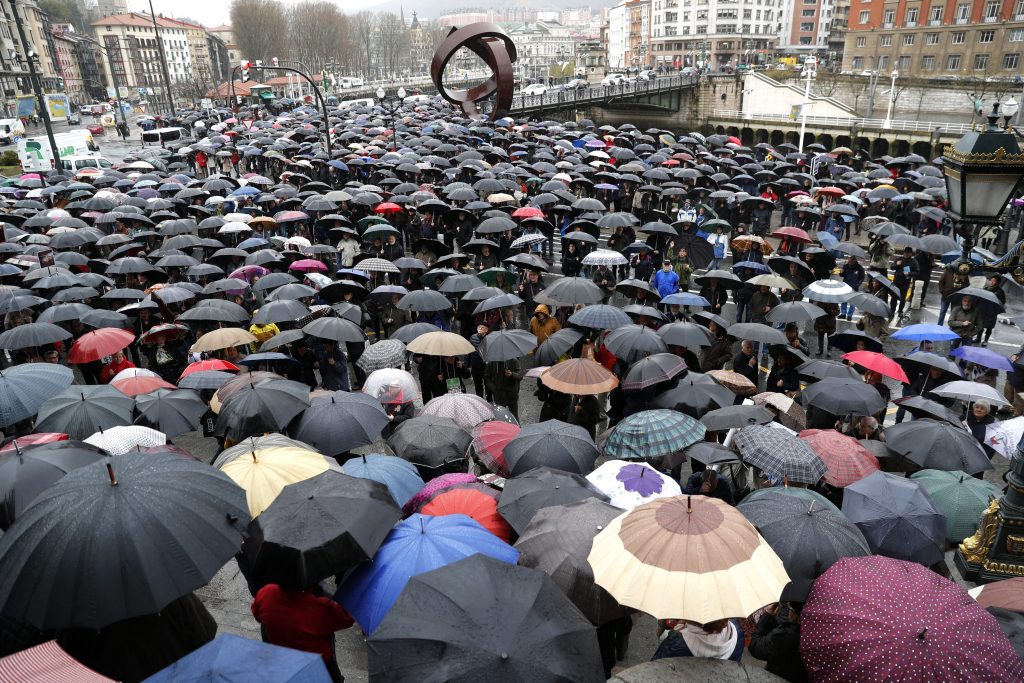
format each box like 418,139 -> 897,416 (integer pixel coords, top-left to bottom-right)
477,267 -> 514,286
909,469 -> 1002,543
701,218 -> 732,232
358,215 -> 389,228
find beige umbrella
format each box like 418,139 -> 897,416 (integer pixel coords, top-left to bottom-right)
191,327 -> 257,353
707,370 -> 758,396
540,358 -> 618,395
405,330 -> 474,356
752,392 -> 807,431
588,495 -> 789,623
747,273 -> 796,290
219,445 -> 330,517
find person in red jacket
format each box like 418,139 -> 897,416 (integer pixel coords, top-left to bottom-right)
99,350 -> 135,384
252,584 -> 353,683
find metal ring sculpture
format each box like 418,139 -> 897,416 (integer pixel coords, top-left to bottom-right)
430,23 -> 517,120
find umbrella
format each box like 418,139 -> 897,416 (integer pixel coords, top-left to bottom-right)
707,369 -> 758,396
397,289 -> 452,312
0,641 -> 117,683
535,328 -> 584,365
752,392 -> 808,431
340,454 -> 425,508
133,388 -> 208,438
910,469 -> 1002,543
35,385 -> 135,440
178,370 -> 235,391
885,419 -> 993,475
841,471 -> 946,566
567,304 -> 633,330
894,395 -> 963,426
797,359 -> 862,383
361,368 -> 421,403
610,658 -> 788,682
828,329 -> 884,353
891,323 -> 959,342
767,301 -> 825,325
243,470 -> 402,590
67,328 -> 135,364
985,417 -> 1024,459
405,330 -> 474,356
219,445 -> 331,518
387,415 -> 471,472
541,358 -> 618,395
144,634 -> 331,683
798,429 -> 881,487
603,409 -> 705,462
950,345 -> 1016,372
701,404 -> 775,431
367,554 -> 603,682
895,352 -> 963,383
622,353 -> 687,390
214,377 -> 312,443
657,321 -> 714,348
727,322 -> 787,345
83,425 -> 165,454
337,513 -> 520,635
803,279 -> 854,303
0,453 -> 249,630
738,487 -> 870,582
801,555 -> 1024,682
479,329 -> 537,362
421,392 -> 496,429
586,460 -> 682,510
841,350 -> 909,383
0,363 -> 73,428
0,440 -> 106,531
534,277 -> 605,306
0,322 -> 71,350
110,369 -> 176,397
504,420 -> 599,477
930,380 -> 1009,407
845,292 -> 891,318
652,372 -> 735,418
301,317 -> 365,344
514,498 -> 630,625
603,324 -> 668,362
416,482 -> 511,541
471,420 -> 520,477
971,577 -> 1024,612
356,339 -> 407,373
733,425 -> 827,484
801,378 -> 887,417
588,495 -> 790,622
290,391 -> 389,457
190,327 -> 257,353
497,466 -> 609,535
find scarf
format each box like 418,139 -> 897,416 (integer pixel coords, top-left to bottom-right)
678,621 -> 737,659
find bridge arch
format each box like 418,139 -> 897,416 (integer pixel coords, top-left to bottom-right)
740,127 -> 755,145
770,129 -> 785,147
911,140 -> 933,158
871,138 -> 889,157
892,139 -> 911,156
755,128 -> 770,144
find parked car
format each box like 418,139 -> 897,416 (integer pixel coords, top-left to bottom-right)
601,74 -> 626,86
563,79 -> 589,90
86,123 -> 105,136
637,69 -> 658,81
521,83 -> 548,96
679,67 -> 700,77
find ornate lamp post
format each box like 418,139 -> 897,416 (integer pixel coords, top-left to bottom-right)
375,86 -> 405,151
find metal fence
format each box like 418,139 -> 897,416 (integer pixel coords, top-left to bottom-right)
711,108 -> 976,135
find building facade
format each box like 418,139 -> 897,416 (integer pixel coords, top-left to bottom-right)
777,0 -> 835,54
507,20 -> 575,82
577,39 -> 608,81
0,0 -> 68,116
608,1 -> 629,70
843,0 -> 1024,78
92,13 -> 173,101
51,25 -> 86,102
650,0 -> 777,70
207,25 -> 240,71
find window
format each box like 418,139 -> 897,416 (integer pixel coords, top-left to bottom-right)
1016,0 -> 1024,18
878,55 -> 890,68
800,22 -> 815,30
956,3 -> 970,22
929,5 -> 943,22
897,55 -> 912,70
979,30 -> 995,42
859,10 -> 870,23
985,0 -> 1000,18
974,53 -> 989,69
947,54 -> 961,69
880,35 -> 893,46
883,8 -> 895,24
1012,28 -> 1024,41
903,34 -> 915,45
905,7 -> 919,24
852,56 -> 863,69
1005,53 -> 1021,69
951,31 -> 965,44
856,36 -> 867,47
802,8 -> 816,16
926,33 -> 939,44
921,55 -> 936,69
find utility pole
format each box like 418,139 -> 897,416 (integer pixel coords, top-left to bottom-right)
798,56 -> 816,153
10,0 -> 61,172
882,69 -> 898,129
148,0 -> 176,114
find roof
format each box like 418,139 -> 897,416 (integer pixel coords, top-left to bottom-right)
207,74 -> 323,98
91,12 -> 200,31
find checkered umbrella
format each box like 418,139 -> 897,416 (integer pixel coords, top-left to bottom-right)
356,339 -> 407,373
421,393 -> 495,430
84,425 -> 167,455
603,409 -> 705,462
733,424 -> 827,484
910,469 -> 1003,543
510,233 -> 546,249
567,304 -> 632,331
357,258 -> 400,274
798,429 -> 881,488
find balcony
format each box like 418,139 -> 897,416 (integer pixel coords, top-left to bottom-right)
882,22 -> 894,27
929,19 -> 942,25
955,18 -> 969,23
906,20 -> 916,26
984,15 -> 998,22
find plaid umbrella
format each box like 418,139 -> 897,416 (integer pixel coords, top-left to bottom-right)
357,258 -> 400,273
801,556 -> 1024,682
798,429 -> 880,487
603,409 -> 705,462
421,393 -> 495,429
471,420 -> 520,477
910,469 -> 1002,543
585,460 -> 681,510
356,339 -> 407,373
733,425 -> 827,484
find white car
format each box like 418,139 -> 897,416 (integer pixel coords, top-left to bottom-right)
521,83 -> 548,96
601,74 -> 626,86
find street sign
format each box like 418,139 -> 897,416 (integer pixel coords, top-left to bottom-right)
137,87 -> 146,94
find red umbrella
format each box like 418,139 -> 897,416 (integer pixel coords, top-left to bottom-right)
772,226 -> 812,243
420,486 -> 511,541
112,373 -> 176,397
0,433 -> 68,451
727,135 -> 741,145
67,328 -> 134,364
179,359 -> 239,381
841,350 -> 909,383
374,202 -> 403,214
288,259 -> 328,273
814,186 -> 845,198
471,421 -> 520,477
138,323 -> 189,345
798,429 -> 880,487
512,206 -> 544,219
801,555 -> 1024,682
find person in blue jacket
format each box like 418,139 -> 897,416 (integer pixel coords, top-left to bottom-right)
652,260 -> 680,300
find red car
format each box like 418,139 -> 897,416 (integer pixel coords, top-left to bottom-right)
86,123 -> 105,136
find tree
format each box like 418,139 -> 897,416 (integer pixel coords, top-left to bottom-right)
815,71 -> 842,99
349,11 -> 375,78
288,1 -> 348,74
375,12 -> 408,78
229,0 -> 289,65
38,0 -> 88,31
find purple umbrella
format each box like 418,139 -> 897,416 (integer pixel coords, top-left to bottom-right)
229,265 -> 271,282
949,345 -> 1015,372
584,139 -> 607,149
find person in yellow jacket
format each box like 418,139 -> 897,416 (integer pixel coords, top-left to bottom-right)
529,304 -> 561,344
249,317 -> 280,352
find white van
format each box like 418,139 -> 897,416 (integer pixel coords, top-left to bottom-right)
141,127 -> 185,145
61,154 -> 114,173
338,77 -> 365,88
0,118 -> 25,144
18,129 -> 99,172
339,97 -> 374,110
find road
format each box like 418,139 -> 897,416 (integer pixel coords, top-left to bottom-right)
0,114 -> 145,166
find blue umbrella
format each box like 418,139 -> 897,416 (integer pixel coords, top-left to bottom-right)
950,345 -> 1016,372
238,352 -> 299,367
237,237 -> 270,250
339,453 -> 424,508
660,292 -> 711,307
732,260 -> 770,273
0,363 -> 74,428
143,633 -> 330,682
335,513 -> 519,635
230,185 -> 261,196
890,323 -> 959,342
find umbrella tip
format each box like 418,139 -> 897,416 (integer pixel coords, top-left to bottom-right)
106,462 -> 118,486
917,627 -> 928,641
499,652 -> 509,661
687,495 -> 692,513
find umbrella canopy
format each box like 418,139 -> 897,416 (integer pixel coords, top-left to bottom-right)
191,327 -> 258,353
603,324 -> 669,362
588,495 -> 790,622
290,391 -> 389,457
387,415 -> 471,472
35,385 -> 135,440
603,409 -> 705,462
971,577 -> 1024,612
340,453 -> 424,509
0,641 -> 117,683
586,460 -> 682,510
801,378 -> 887,417
219,445 -> 330,518
356,339 -> 407,374
405,330 -> 474,356
67,328 -> 134,364
891,323 -> 959,342
799,429 -> 881,487
479,329 -> 537,362
504,420 -> 599,476
910,469 -> 1003,543
885,418 -> 993,475
83,425 -> 166,455
515,498 -> 631,625
950,345 -> 1016,372
134,388 -> 208,438
738,487 -> 870,582
497,466 -> 610,535
752,392 -> 808,431
801,556 -> 1024,682
421,392 -> 496,429
652,372 -> 735,418
733,425 -> 827,484
541,358 -> 618,395
841,350 -> 909,383
0,362 -> 73,428
803,279 -> 854,303
144,634 -> 331,683
610,658 -> 788,682
337,513 -> 520,635
215,377 -> 312,443
701,404 -> 775,432
243,470 -> 402,590
0,453 -> 249,630
657,321 -> 714,348
930,380 -> 1011,407
622,353 -> 687,391
0,440 -> 106,531
361,368 -> 420,403
985,417 -> 1024,459
367,554 -> 603,682
841,471 -> 946,566
534,277 -> 605,306
727,322 -> 788,345
568,304 -> 633,330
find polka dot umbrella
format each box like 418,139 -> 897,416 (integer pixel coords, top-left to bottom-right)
801,556 -> 1024,682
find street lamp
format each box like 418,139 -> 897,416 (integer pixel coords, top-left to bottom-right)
375,85 -> 405,151
882,69 -> 898,129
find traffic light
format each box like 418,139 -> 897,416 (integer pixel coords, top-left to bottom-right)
240,60 -> 251,82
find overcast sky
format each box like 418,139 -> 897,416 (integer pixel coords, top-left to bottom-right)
129,0 -> 396,27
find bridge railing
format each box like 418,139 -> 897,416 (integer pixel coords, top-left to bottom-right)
511,74 -> 700,113
712,108 -> 976,135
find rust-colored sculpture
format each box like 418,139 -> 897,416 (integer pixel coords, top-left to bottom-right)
430,23 -> 517,120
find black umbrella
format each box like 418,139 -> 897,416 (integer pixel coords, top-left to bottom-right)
678,441 -> 742,468
35,385 -> 135,440
397,289 -> 453,312
387,415 -> 471,472
534,277 -> 605,306
479,329 -> 538,362
535,328 -> 584,365
827,330 -> 884,353
301,316 -> 365,344
802,378 -> 887,416
652,372 -> 734,418
243,470 -> 401,590
657,321 -> 714,347
0,322 -> 72,350
498,466 -> 609,535
367,554 -> 603,682
846,292 -> 892,318
895,352 -> 963,384
622,353 -> 688,391
989,608 -> 1024,663
603,324 -> 669,363
504,420 -> 599,477
290,391 -> 390,457
250,299 -> 311,325
615,278 -> 658,299
0,453 -> 249,629
738,487 -> 871,582
134,388 -> 209,438
0,440 -> 106,531
797,359 -> 862,382
884,418 -> 993,474
214,377 -> 312,443
701,404 -> 775,432
892,395 -> 962,425
766,301 -> 825,325
674,231 -> 715,270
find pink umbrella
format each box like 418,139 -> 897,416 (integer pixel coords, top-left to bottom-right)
229,265 -> 270,282
402,472 -> 480,515
288,259 -> 328,273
